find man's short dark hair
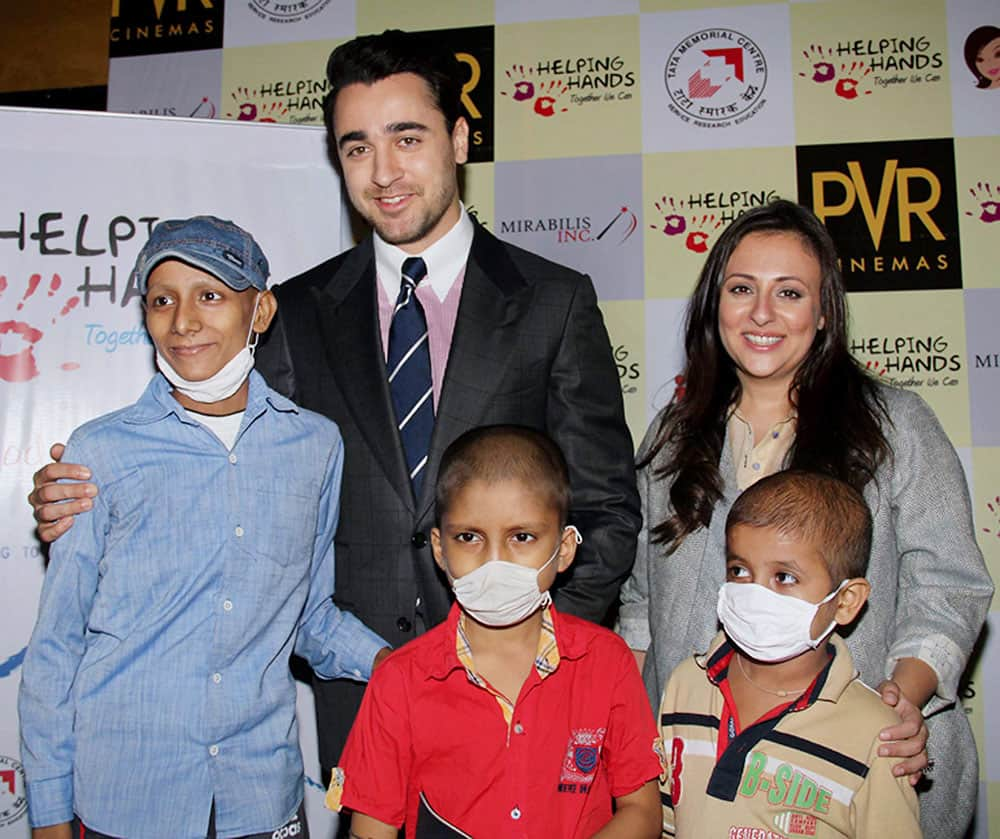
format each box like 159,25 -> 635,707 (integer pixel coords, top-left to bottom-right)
324,29 -> 464,135
435,426 -> 571,526
726,470 -> 873,580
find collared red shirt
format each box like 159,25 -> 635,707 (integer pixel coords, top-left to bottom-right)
455,605 -> 562,725
374,206 -> 474,408
330,603 -> 662,838
19,371 -> 387,838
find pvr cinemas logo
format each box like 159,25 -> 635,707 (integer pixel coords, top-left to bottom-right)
796,138 -> 960,293
110,0 -> 222,58
421,25 -> 495,163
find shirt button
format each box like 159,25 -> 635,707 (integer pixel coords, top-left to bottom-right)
514,723 -> 524,735
223,600 -> 233,612
229,453 -> 238,464
411,532 -> 427,548
235,525 -> 244,537
209,744 -> 219,757
397,617 -> 413,633
510,807 -> 521,820
752,462 -> 761,471
212,672 -> 222,684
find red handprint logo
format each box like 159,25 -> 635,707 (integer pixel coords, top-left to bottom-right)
865,360 -> 889,377
799,46 -> 873,100
684,215 -> 723,254
501,66 -> 569,118
224,88 -> 288,123
0,273 -> 81,383
650,198 -> 722,253
650,196 -> 688,237
982,496 -> 1000,539
800,45 -> 836,83
833,62 -> 874,100
965,182 -> 1000,224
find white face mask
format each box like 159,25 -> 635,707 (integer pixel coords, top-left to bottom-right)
446,526 -> 582,627
156,293 -> 260,404
716,579 -> 848,663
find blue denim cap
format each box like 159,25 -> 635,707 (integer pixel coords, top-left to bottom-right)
134,215 -> 270,294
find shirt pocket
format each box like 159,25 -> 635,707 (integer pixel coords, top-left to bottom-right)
247,478 -> 322,567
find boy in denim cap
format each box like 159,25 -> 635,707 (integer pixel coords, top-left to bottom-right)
19,216 -> 389,839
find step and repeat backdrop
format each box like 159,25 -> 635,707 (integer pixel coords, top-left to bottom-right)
2,0 -> 999,835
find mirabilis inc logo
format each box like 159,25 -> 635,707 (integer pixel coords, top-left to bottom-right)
499,205 -> 637,245
663,29 -> 767,128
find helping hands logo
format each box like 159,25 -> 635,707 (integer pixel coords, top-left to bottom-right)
0,273 -> 81,383
798,45 -> 874,100
224,88 -> 289,123
649,196 -> 723,254
965,182 -> 1000,225
501,65 -> 570,118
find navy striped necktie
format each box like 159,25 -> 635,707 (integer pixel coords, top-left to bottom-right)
387,256 -> 434,495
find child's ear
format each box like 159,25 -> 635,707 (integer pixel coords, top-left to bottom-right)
834,577 -> 870,626
556,525 -> 580,573
253,290 -> 277,334
431,527 -> 445,573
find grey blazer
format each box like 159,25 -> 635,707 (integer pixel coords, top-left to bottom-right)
258,220 -> 641,767
619,384 -> 993,838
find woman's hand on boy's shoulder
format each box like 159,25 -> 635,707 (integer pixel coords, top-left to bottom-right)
876,678 -> 930,785
28,442 -> 98,543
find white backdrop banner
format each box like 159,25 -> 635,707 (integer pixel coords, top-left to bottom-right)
0,107 -> 345,838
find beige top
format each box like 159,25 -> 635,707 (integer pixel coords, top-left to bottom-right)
727,409 -> 796,491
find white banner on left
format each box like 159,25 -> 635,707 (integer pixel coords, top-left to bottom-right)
0,106 -> 346,838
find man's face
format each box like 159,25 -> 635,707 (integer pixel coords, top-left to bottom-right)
332,72 -> 469,255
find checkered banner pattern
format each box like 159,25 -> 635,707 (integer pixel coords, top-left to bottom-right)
3,0 -> 1000,835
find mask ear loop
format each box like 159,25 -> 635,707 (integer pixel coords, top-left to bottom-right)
809,579 -> 852,646
245,291 -> 262,354
565,524 -> 583,545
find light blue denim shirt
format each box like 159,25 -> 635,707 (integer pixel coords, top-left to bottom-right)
19,370 -> 388,838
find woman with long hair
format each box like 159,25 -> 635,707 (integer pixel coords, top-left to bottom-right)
619,200 -> 992,837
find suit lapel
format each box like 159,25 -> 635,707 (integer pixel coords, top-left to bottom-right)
414,225 -> 532,522
318,238 -> 415,512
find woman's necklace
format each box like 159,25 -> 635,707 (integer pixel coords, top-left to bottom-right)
735,654 -> 809,699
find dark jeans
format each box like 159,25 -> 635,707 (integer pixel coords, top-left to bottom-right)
73,801 -> 309,839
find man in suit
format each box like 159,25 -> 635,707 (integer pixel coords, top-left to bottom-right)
28,29 -> 641,777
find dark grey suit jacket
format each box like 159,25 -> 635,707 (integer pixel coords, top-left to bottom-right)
256,221 -> 640,766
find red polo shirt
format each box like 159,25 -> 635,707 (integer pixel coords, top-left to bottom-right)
331,603 -> 661,838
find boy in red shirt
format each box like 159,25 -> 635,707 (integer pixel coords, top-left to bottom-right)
327,425 -> 662,838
